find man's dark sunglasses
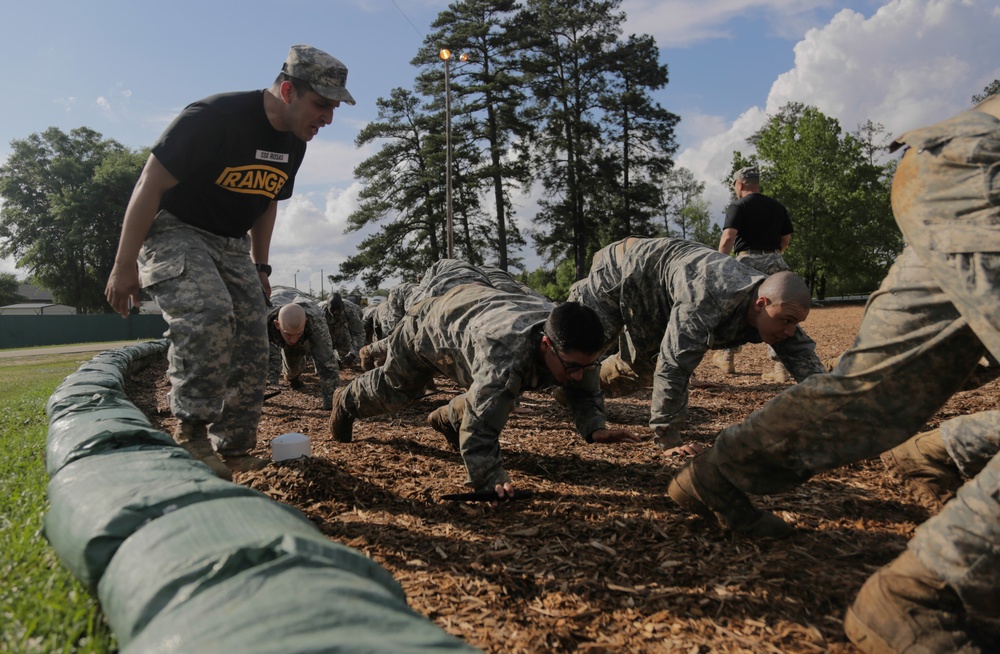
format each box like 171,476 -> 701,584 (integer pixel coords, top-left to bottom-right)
549,342 -> 601,373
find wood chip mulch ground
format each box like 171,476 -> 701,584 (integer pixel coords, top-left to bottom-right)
123,303 -> 998,653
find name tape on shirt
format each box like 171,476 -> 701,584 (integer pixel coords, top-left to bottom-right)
215,165 -> 290,198
257,150 -> 289,163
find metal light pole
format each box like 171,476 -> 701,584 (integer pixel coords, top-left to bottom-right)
439,49 -> 468,260
294,269 -> 300,289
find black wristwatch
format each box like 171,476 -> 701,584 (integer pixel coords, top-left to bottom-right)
254,263 -> 272,277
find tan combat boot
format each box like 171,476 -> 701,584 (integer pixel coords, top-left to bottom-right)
427,405 -> 461,452
881,429 -> 962,512
328,386 -> 355,443
599,357 -> 644,397
845,550 -> 981,653
173,420 -> 232,481
359,345 -> 375,371
668,448 -> 793,539
712,350 -> 736,375
761,361 -> 792,383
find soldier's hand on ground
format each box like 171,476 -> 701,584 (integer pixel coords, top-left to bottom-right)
690,373 -> 723,389
490,481 -> 515,508
661,441 -> 706,457
590,428 -> 641,444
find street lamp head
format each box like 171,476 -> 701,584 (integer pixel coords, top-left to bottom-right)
460,53 -> 469,62
439,49 -> 451,61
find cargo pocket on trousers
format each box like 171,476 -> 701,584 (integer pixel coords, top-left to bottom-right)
138,255 -> 185,290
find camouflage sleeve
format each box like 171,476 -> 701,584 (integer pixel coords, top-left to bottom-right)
648,305 -> 713,445
305,311 -> 340,394
564,366 -> 607,439
773,328 -> 825,381
457,359 -> 521,491
347,309 -> 366,355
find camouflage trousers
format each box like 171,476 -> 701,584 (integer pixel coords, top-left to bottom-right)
713,140 -> 1000,618
341,316 -> 510,489
138,211 -> 268,456
726,251 -> 791,361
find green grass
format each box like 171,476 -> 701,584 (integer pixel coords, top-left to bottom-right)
0,354 -> 117,653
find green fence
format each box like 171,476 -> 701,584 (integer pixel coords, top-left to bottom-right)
0,314 -> 168,349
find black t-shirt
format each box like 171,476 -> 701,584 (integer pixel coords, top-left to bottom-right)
723,193 -> 793,253
152,90 -> 306,238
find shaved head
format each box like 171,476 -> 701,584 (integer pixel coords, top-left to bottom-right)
277,303 -> 307,332
758,271 -> 811,309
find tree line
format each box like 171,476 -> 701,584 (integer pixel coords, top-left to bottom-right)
1,0 -> 996,312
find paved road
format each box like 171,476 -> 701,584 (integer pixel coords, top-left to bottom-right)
0,340 -> 158,359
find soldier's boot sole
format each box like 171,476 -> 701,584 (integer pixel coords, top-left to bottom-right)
844,550 -> 980,653
328,386 -> 355,443
668,453 -> 793,540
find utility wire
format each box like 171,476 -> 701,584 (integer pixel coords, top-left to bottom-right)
389,0 -> 425,40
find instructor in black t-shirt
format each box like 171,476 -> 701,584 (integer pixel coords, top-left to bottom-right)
715,166 -> 797,382
105,45 -> 355,480
718,166 -> 793,266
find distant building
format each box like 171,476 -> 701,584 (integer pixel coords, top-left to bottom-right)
0,303 -> 76,315
17,283 -> 52,303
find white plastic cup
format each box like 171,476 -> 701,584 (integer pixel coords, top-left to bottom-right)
271,432 -> 312,461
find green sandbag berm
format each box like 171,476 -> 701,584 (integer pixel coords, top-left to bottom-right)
44,340 -> 479,653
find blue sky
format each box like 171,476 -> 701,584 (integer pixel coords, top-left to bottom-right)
1,0 -> 998,293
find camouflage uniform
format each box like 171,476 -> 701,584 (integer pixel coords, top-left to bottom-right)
266,292 -> 339,399
711,99 -> 1000,619
569,237 -> 824,448
482,265 -> 551,301
340,284 -> 608,491
138,212 -> 268,456
367,261 -> 537,365
376,281 -> 418,340
318,297 -> 366,360
405,259 -> 493,307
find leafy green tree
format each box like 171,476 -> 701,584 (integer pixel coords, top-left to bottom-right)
414,0 -> 532,270
517,0 -> 624,279
661,167 -> 706,239
333,88 -> 445,288
972,79 -> 1000,104
593,33 -> 679,242
516,0 -> 679,278
0,272 -> 26,306
681,199 -> 720,247
741,104 -> 899,297
518,258 -> 576,300
0,127 -> 146,313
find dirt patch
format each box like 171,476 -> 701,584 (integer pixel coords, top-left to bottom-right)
124,304 -> 996,653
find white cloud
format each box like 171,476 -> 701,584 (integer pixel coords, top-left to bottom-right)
675,0 -> 1000,223
622,0 -> 841,47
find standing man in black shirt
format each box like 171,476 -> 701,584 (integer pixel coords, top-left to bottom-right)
716,166 -> 796,382
104,45 -> 355,480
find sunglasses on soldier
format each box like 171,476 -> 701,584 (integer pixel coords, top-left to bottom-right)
544,334 -> 601,373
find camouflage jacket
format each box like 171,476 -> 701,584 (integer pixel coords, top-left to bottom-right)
319,298 -> 366,358
575,237 -> 823,432
406,284 -> 607,488
266,295 -> 339,393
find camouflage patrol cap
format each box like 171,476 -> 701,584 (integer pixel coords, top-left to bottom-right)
735,166 -> 760,182
282,45 -> 356,106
